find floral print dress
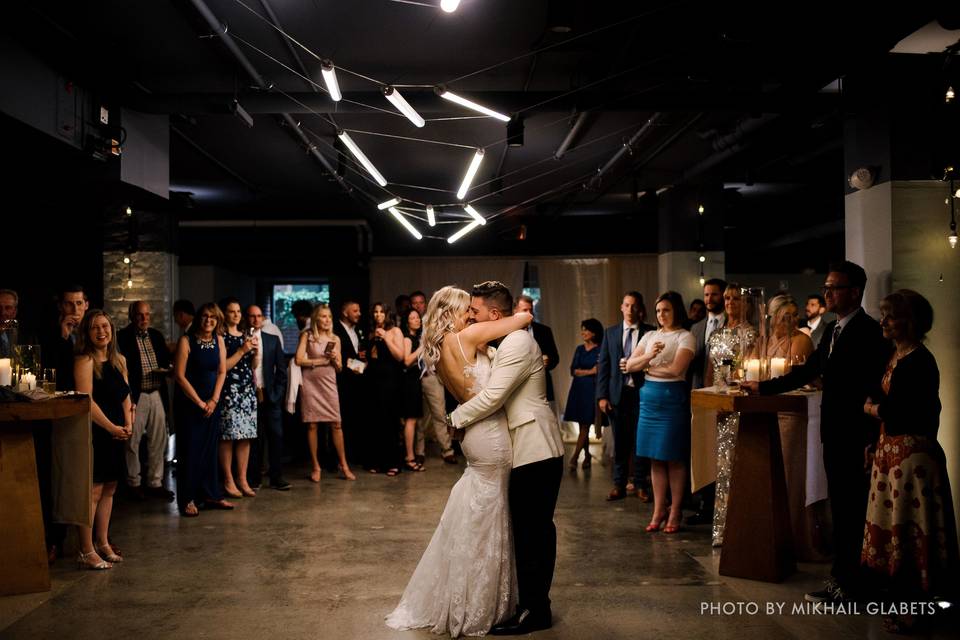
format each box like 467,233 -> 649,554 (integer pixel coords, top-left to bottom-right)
219,332 -> 258,440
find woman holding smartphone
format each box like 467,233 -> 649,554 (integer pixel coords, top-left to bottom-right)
296,304 -> 355,481
217,297 -> 259,498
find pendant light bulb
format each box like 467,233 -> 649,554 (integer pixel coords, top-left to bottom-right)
440,0 -> 460,12
947,86 -> 955,103
457,148 -> 485,200
321,60 -> 342,102
949,231 -> 958,249
337,130 -> 388,187
383,86 -> 425,128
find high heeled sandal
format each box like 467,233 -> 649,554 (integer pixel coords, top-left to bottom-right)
338,466 -> 357,481
662,519 -> 683,534
581,455 -> 592,469
95,544 -> 123,563
77,550 -> 112,570
309,469 -> 321,483
404,459 -> 424,472
645,516 -> 667,533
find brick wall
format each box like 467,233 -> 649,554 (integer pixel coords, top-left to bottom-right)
103,250 -> 177,339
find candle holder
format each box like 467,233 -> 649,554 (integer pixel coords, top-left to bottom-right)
708,328 -> 741,392
13,344 -> 41,391
739,287 -> 768,381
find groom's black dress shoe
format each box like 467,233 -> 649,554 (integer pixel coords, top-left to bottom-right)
489,608 -> 552,635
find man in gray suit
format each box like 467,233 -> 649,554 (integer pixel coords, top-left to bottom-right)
800,293 -> 834,348
686,278 -> 726,526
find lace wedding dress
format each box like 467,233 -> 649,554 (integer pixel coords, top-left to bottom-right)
385,345 -> 517,637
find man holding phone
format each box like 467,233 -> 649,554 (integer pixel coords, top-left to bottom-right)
246,305 -> 291,490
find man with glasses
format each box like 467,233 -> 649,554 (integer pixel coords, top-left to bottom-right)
743,261 -> 889,604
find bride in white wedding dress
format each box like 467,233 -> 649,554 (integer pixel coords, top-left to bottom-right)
385,286 -> 532,638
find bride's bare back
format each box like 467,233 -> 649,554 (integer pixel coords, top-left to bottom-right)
436,313 -> 532,403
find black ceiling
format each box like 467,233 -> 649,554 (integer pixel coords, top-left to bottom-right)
3,0 -> 951,270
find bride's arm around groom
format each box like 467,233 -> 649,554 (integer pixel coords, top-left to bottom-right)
451,329 -> 563,467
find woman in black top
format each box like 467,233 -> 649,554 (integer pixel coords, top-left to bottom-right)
366,303 -> 405,476
400,309 -> 425,472
861,290 -> 958,633
74,310 -> 132,570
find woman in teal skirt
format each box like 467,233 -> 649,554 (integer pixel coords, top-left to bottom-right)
624,291 -> 695,534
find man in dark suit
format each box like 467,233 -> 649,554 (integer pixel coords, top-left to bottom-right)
246,305 -> 290,490
333,300 -> 367,464
744,261 -> 889,603
686,278 -> 727,525
514,295 -> 560,406
799,293 -> 834,348
596,291 -> 655,501
117,301 -> 174,500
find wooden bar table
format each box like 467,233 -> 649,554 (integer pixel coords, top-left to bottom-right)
691,388 -> 807,582
0,395 -> 91,596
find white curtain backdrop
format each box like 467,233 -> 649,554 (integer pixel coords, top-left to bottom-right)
531,255 -> 658,435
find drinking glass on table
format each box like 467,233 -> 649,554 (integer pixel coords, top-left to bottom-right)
42,368 -> 56,393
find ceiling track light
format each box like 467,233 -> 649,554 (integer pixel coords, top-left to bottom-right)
426,205 -> 436,227
440,0 -> 460,12
448,219 -> 482,244
337,130 -> 388,187
457,148 -> 485,200
462,204 -> 486,225
387,207 -> 423,240
383,86 -> 425,128
435,86 -> 511,122
321,60 -> 342,102
377,197 -> 401,210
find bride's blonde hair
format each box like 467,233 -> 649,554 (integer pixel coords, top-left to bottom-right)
420,286 -> 470,376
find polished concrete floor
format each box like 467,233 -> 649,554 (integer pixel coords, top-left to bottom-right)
2,445 -> 958,639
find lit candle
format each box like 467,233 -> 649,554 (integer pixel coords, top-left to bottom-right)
770,357 -> 786,378
745,359 -> 761,382
0,358 -> 11,386
23,372 -> 37,390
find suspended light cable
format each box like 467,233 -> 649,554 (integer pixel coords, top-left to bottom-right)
457,149 -> 485,199
435,86 -> 511,122
383,86 -> 425,127
337,130 -> 387,186
387,207 -> 423,239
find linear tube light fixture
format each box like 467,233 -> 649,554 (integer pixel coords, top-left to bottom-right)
462,204 -> 486,225
457,148 -> 484,200
377,197 -> 401,210
554,112 -> 588,159
337,130 -> 387,187
321,60 -> 342,102
435,86 -> 511,122
383,86 -> 425,128
387,207 -> 423,240
426,205 -> 436,227
448,219 -> 481,244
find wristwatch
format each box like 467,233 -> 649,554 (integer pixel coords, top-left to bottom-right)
444,412 -> 456,429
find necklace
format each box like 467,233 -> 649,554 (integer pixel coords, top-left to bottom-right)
895,343 -> 917,360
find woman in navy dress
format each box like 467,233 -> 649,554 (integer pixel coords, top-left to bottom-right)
74,310 -> 132,569
565,318 -> 604,470
174,303 -> 229,517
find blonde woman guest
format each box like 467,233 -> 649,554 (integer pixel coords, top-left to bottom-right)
624,291 -> 696,534
296,304 -> 355,482
400,309 -> 425,471
174,303 -> 230,517
74,310 -> 132,569
767,294 -> 814,365
217,297 -> 259,498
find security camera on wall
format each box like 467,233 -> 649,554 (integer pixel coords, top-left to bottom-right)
848,166 -> 877,190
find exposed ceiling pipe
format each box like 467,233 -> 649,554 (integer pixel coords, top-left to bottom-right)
186,0 -> 350,194
680,113 -> 777,183
554,111 -> 589,160
171,125 -> 257,192
588,113 -> 661,188
257,0 -> 315,91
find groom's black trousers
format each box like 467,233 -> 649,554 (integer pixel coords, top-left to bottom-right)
509,455 -> 564,614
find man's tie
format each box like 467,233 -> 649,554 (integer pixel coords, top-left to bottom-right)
828,323 -> 842,357
706,317 -> 717,343
623,327 -> 633,358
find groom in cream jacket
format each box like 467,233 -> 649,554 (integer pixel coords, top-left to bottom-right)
448,281 -> 564,635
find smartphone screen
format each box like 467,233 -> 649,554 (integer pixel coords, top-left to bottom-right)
324,341 -> 335,356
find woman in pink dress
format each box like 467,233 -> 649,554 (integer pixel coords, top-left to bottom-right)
295,304 -> 355,481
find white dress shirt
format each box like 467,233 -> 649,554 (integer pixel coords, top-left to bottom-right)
253,328 -> 264,388
340,320 -> 359,354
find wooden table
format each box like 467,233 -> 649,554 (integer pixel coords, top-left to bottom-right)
0,396 -> 90,596
691,389 -> 807,582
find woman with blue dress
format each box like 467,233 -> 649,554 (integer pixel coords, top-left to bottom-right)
624,291 -> 695,534
565,318 -> 604,470
174,302 -> 230,517
218,297 -> 258,498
